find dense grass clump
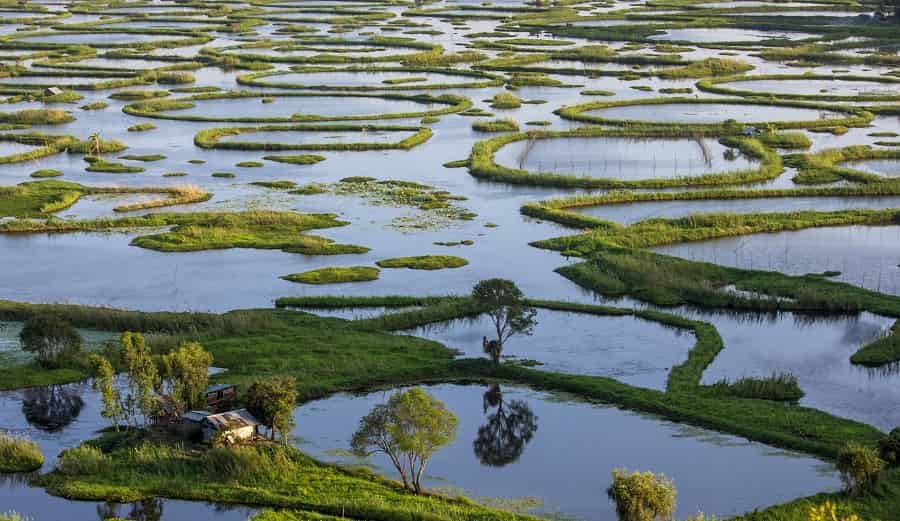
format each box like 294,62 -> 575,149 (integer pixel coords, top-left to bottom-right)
710,372 -> 805,402
0,108 -> 74,125
657,57 -> 753,79
472,118 -> 519,132
851,321 -> 900,367
490,92 -> 522,109
0,432 -> 43,472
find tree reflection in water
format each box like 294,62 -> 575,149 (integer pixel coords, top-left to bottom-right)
22,383 -> 85,432
97,498 -> 164,521
473,385 -> 538,467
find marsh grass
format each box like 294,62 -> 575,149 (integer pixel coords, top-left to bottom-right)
710,372 -> 805,402
0,432 -> 43,472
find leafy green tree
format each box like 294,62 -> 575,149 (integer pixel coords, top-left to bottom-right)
607,469 -> 677,521
472,279 -> 537,365
837,443 -> 886,496
245,376 -> 297,443
89,353 -> 123,431
351,387 -> 458,494
162,341 -> 213,414
879,428 -> 900,466
120,332 -> 159,425
19,315 -> 82,368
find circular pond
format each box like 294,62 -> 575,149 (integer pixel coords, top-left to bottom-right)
494,135 -> 759,181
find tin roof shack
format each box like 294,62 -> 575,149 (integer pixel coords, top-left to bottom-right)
181,410 -> 213,441
205,384 -> 237,412
201,409 -> 260,445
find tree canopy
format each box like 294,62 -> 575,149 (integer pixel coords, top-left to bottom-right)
471,279 -> 537,364
19,315 -> 82,368
245,376 -> 298,443
351,387 -> 458,493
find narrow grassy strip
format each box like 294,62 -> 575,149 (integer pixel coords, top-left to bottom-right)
0,180 -> 211,217
785,145 -> 900,185
698,73 -> 900,102
236,66 -> 504,91
124,92 -> 472,123
520,181 -> 900,230
533,208 -> 900,251
554,97 -> 873,131
195,124 -> 432,152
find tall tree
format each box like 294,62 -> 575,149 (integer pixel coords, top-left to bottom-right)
19,315 -> 82,368
120,332 -> 160,425
472,279 -> 537,365
90,353 -> 123,431
351,388 -> 458,494
162,341 -> 213,414
245,376 -> 297,443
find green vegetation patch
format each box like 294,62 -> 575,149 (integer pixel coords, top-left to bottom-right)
0,210 -> 368,256
29,169 -> 62,178
282,266 -> 380,285
472,118 -> 519,132
786,145 -> 900,184
376,255 -> 469,270
851,321 -> 900,367
264,154 -> 326,165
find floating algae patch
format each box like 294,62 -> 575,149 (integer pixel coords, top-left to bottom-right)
323,178 -> 477,231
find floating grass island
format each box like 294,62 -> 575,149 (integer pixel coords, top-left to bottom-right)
376,255 -> 469,270
281,266 -> 380,285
